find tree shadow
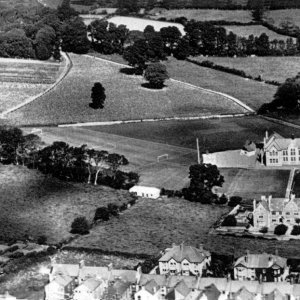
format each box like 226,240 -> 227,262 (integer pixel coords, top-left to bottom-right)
89,103 -> 103,109
141,82 -> 166,90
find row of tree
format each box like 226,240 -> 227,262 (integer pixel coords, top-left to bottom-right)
0,125 -> 139,190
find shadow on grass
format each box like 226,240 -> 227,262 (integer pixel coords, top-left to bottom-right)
141,83 -> 166,90
120,67 -> 143,76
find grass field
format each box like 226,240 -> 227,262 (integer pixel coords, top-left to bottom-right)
223,25 -> 294,41
0,164 -> 133,244
190,56 -> 300,84
265,9 -> 300,29
81,14 -> 107,26
70,196 -> 300,258
150,9 -> 253,23
7,54 -> 246,126
218,169 -> 290,199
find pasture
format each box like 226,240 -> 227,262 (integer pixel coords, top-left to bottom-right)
150,9 -> 253,23
265,9 -> 300,29
223,25 -> 294,40
80,14 -> 107,26
7,54 -> 246,126
191,56 -> 300,84
0,164 -> 133,244
70,196 -> 300,258
107,16 -> 185,35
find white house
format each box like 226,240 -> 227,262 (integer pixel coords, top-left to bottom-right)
73,278 -> 105,300
158,244 -> 211,276
45,275 -> 76,300
129,186 -> 161,199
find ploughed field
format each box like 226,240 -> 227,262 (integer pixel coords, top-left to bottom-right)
70,197 -> 300,258
0,164 -> 133,244
7,54 -> 246,126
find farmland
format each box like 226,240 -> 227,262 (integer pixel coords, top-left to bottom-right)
150,9 -> 253,23
265,9 -> 300,29
7,54 -> 246,126
0,164 -> 134,244
81,14 -> 107,26
70,196 -> 300,258
190,56 -> 300,84
223,25 -> 294,40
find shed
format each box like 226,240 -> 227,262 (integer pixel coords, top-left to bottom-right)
129,186 -> 161,199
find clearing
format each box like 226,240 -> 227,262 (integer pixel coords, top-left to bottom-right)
189,56 -> 300,84
7,54 -> 246,126
70,196 -> 300,258
0,164 -> 133,244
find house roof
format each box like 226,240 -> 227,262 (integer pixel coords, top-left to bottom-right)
51,264 -> 79,278
174,280 -> 191,297
234,287 -> 253,300
202,284 -> 220,300
103,279 -> 131,300
82,278 -> 102,291
265,132 -> 300,151
159,244 -> 210,263
234,253 -> 287,269
51,275 -> 73,287
145,279 -> 160,295
265,289 -> 285,300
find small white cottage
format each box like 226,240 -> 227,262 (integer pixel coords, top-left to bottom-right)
129,186 -> 161,199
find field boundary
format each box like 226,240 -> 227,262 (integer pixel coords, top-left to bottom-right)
0,52 -> 73,117
260,115 -> 300,130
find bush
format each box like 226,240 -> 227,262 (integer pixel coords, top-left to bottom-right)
8,251 -> 24,259
259,226 -> 268,233
37,235 -> 47,245
94,207 -> 110,222
228,196 -> 242,207
274,224 -> 288,236
107,203 -> 119,217
222,215 -> 237,227
216,194 -> 228,205
291,225 -> 300,236
70,216 -> 90,235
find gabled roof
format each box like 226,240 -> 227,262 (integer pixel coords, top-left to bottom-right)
234,253 -> 287,269
144,279 -> 160,295
234,287 -> 253,300
265,289 -> 285,300
81,278 -> 102,291
255,200 -> 270,212
159,244 -> 210,263
265,132 -> 300,152
51,264 -> 79,278
202,284 -> 220,300
174,280 -> 191,297
103,279 -> 131,300
269,198 -> 285,211
51,275 -> 73,287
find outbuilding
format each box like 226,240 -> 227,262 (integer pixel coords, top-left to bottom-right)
129,185 -> 161,199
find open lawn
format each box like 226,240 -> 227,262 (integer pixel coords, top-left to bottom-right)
70,197 -> 300,258
218,169 -> 290,200
223,25 -> 294,40
7,54 -> 246,126
150,9 -> 253,23
265,9 -> 300,29
86,116 -> 300,152
0,164 -> 133,244
190,56 -> 300,84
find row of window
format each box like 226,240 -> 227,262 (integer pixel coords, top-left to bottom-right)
270,149 -> 300,156
272,212 -> 299,216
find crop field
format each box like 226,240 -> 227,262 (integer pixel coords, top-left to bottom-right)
0,164 -> 133,244
87,116 -> 300,152
191,56 -> 300,84
150,9 -> 253,23
164,57 -> 276,110
218,168 -> 290,200
7,54 -> 246,126
70,196 -> 300,258
107,16 -> 185,35
265,9 -> 300,29
223,25 -> 294,40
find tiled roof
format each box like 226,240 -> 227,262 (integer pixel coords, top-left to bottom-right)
144,279 -> 160,295
51,275 -> 73,287
234,287 -> 253,300
234,253 -> 287,269
174,280 -> 191,297
102,279 -> 131,300
269,198 -> 285,211
159,244 -> 210,263
82,278 -> 102,291
202,284 -> 220,300
265,289 -> 285,300
265,132 -> 300,151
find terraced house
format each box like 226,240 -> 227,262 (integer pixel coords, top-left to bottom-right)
253,195 -> 300,228
158,244 -> 211,276
263,131 -> 300,166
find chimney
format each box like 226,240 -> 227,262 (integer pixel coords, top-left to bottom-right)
268,195 -> 272,209
79,260 -> 85,269
172,243 -> 176,249
275,249 -> 279,256
265,131 -> 269,140
291,193 -> 296,201
292,134 -> 295,140
245,250 -> 250,263
136,266 -> 142,284
198,244 -> 204,251
108,263 -> 113,271
261,195 -> 266,201
253,199 -> 256,210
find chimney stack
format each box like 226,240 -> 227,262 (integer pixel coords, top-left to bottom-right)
292,134 -> 295,140
266,131 -> 269,140
253,199 -> 256,210
79,260 -> 85,269
245,250 -> 250,263
198,244 -> 204,251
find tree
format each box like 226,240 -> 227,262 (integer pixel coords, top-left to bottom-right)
251,1 -> 265,22
90,82 -> 106,109
35,25 -> 56,60
216,194 -> 228,205
71,216 -> 90,234
94,207 -> 110,222
144,63 -> 169,89
160,26 -> 182,55
228,196 -> 242,207
222,215 -> 237,227
274,224 -> 288,235
173,36 -> 190,60
291,225 -> 300,236
107,153 -> 128,178
57,0 -> 78,21
107,203 -> 119,216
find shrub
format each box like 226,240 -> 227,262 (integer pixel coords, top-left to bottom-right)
8,251 -> 24,259
70,216 -> 90,235
291,225 -> 300,236
228,196 -> 242,207
216,194 -> 228,205
7,245 -> 19,252
222,215 -> 237,227
259,226 -> 268,233
107,203 -> 119,216
274,224 -> 288,236
94,207 -> 110,222
37,235 -> 47,245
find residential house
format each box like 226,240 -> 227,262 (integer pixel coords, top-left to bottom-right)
263,131 -> 300,166
129,186 -> 161,199
234,251 -> 288,282
45,275 -> 76,300
253,195 -> 300,229
158,244 -> 211,276
73,278 -> 106,300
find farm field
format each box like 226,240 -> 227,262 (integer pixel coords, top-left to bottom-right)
218,169 -> 290,199
70,197 -> 300,258
163,57 -> 277,110
107,16 -> 185,35
0,164 -> 133,244
150,9 -> 253,23
81,14 -> 107,26
190,56 -> 300,84
7,54 -> 246,126
265,9 -> 300,29
223,25 -> 294,40
86,116 -> 300,152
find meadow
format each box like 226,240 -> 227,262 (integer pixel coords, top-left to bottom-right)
265,9 -> 300,29
71,196 -> 300,258
190,56 -> 300,84
0,164 -> 134,244
81,14 -> 107,26
7,54 -> 246,126
223,25 -> 294,41
150,9 -> 253,23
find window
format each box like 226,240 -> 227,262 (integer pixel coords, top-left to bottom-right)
286,212 -> 291,215
291,157 -> 296,162
291,149 -> 296,155
272,219 -> 276,222
259,216 -> 264,219
283,157 -> 288,162
138,296 -> 141,300
272,212 -> 276,215
283,150 -> 288,155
